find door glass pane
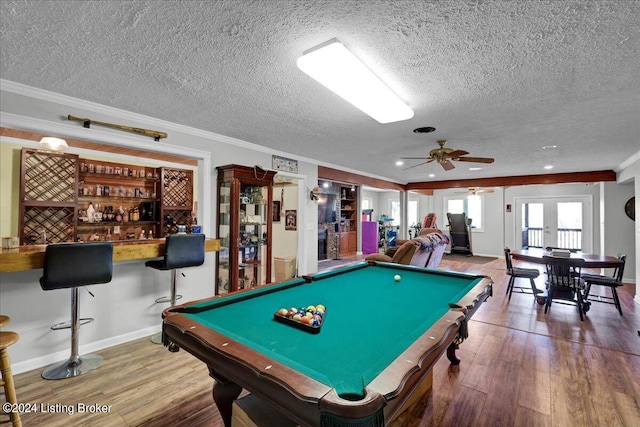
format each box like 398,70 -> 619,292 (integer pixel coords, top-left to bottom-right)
523,203 -> 543,248
218,182 -> 231,292
557,202 -> 582,250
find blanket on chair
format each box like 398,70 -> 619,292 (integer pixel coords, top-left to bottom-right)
410,231 -> 450,267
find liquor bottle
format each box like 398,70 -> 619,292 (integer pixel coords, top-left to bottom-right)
148,229 -> 153,240
87,202 -> 95,223
140,229 -> 146,240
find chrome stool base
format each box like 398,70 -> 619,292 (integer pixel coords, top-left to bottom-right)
50,317 -> 94,330
154,294 -> 182,305
150,331 -> 163,344
42,354 -> 103,380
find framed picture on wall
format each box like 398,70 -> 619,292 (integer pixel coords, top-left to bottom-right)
273,201 -> 281,222
285,210 -> 297,230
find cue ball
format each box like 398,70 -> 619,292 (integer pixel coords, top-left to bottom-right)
394,275 -> 401,282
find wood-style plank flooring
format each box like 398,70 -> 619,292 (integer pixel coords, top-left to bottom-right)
2,255 -> 639,426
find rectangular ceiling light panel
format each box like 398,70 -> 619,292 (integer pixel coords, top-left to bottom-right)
297,40 -> 414,124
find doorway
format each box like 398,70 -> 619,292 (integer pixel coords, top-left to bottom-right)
515,196 -> 592,252
272,175 -> 301,281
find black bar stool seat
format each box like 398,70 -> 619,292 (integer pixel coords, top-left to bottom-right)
39,242 -> 113,380
146,234 -> 205,344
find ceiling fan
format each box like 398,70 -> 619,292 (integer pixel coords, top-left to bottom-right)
455,187 -> 495,196
401,140 -> 495,171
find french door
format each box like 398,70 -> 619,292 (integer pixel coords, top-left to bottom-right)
515,196 -> 592,252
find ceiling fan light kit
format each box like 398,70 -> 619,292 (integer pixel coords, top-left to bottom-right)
401,140 -> 495,171
297,38 -> 414,124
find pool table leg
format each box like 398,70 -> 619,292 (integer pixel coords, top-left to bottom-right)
210,369 -> 242,427
446,342 -> 461,365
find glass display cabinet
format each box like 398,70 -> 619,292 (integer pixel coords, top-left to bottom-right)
216,164 -> 276,294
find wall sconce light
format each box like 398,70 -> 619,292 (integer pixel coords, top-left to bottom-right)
310,186 -> 321,201
39,137 -> 68,151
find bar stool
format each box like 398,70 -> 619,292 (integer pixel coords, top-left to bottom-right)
1,330 -> 21,426
39,242 -> 113,380
146,234 -> 205,344
1,315 -> 21,426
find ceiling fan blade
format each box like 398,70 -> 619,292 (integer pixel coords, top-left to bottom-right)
477,189 -> 495,194
446,150 -> 469,158
399,157 -> 432,160
403,160 -> 433,170
441,160 -> 455,171
455,156 -> 495,164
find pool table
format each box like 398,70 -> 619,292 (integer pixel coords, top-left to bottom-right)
162,261 -> 493,427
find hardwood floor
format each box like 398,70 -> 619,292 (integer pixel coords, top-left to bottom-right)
2,256 -> 639,427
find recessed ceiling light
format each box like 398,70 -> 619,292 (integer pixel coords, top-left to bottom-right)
541,145 -> 558,150
469,167 -> 483,171
544,165 -> 554,170
428,173 -> 435,178
322,182 -> 329,188
395,160 -> 404,166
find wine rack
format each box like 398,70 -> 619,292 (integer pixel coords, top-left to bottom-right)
19,148 -> 78,244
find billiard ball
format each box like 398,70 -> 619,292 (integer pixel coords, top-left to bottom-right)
278,308 -> 288,316
394,274 -> 401,282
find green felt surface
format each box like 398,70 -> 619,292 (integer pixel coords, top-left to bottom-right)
184,263 -> 481,397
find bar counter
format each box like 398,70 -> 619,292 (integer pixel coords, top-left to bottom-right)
0,238 -> 220,273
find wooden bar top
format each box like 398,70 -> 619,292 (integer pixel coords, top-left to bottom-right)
0,238 -> 220,273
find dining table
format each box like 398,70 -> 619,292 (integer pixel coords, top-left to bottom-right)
510,248 -> 623,269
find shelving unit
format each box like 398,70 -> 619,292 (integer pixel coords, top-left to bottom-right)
77,159 -> 160,240
19,148 -> 78,244
216,164 -> 276,294
158,167 -> 194,236
18,149 -> 195,243
338,185 -> 357,256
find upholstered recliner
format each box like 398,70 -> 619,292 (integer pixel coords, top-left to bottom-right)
365,229 -> 449,269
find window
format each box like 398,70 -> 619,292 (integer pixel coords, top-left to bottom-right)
387,199 -> 418,229
408,200 -> 419,228
444,195 -> 483,230
362,198 -> 372,210
390,200 -> 400,226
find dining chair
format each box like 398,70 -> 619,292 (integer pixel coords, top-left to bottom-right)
581,254 -> 626,316
542,255 -> 587,321
504,247 -> 541,301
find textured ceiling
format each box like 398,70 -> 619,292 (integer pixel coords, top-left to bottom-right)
1,0 -> 639,184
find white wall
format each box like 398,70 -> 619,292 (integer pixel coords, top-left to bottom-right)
616,156 -> 640,303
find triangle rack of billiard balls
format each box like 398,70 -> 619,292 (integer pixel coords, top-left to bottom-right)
273,304 -> 326,334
